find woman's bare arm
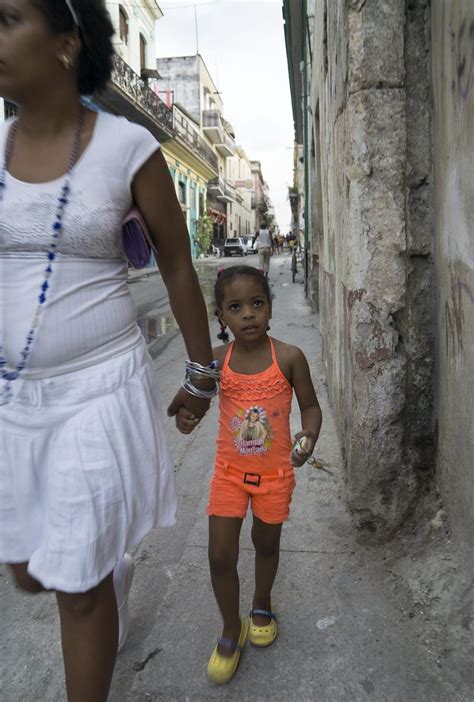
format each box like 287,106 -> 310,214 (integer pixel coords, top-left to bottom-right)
132,148 -> 214,419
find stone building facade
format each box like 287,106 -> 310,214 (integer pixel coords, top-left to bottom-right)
284,0 -> 473,564
250,161 -> 269,232
156,55 -> 237,246
227,146 -> 254,238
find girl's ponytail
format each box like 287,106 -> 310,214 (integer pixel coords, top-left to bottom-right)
217,323 -> 229,343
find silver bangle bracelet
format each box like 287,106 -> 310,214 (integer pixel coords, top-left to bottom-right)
181,377 -> 219,399
185,360 -> 220,382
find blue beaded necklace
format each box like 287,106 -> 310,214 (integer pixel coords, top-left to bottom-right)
0,108 -> 85,405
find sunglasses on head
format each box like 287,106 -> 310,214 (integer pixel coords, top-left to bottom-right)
64,0 -> 79,27
63,0 -> 91,50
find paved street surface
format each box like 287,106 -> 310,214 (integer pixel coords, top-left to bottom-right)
1,255 -> 471,701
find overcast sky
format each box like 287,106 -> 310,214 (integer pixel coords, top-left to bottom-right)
156,0 -> 294,230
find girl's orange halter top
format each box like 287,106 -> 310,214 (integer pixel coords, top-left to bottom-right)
216,337 -> 293,473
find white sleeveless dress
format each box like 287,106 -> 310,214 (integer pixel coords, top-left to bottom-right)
0,112 -> 177,592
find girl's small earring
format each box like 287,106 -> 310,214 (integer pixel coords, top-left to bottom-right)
59,54 -> 73,70
266,325 -> 271,331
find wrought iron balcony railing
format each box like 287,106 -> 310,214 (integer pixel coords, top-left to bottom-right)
111,54 -> 173,134
173,109 -> 218,173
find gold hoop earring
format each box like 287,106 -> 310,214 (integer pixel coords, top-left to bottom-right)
59,54 -> 73,70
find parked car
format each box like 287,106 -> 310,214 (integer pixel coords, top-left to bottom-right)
223,237 -> 245,256
242,236 -> 256,255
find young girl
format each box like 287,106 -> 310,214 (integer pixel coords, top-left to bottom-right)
176,265 -> 322,684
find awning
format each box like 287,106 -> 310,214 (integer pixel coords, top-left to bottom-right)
207,208 -> 227,224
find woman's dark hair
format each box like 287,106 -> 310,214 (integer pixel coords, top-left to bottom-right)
214,265 -> 271,308
34,0 -> 115,94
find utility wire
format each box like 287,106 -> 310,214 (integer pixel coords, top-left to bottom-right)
106,0 -> 271,10
161,1 -> 222,9
103,1 -> 221,8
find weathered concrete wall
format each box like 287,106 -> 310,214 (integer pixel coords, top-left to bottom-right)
157,56 -> 201,124
431,0 -> 474,563
311,0 -> 435,534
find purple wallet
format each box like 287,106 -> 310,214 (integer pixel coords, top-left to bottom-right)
122,208 -> 156,269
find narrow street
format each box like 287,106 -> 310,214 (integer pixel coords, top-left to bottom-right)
0,255 -> 471,701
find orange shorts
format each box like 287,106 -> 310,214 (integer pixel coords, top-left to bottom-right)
207,462 -> 296,525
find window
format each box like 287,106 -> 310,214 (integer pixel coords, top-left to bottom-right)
139,34 -> 147,71
189,185 -> 196,211
119,7 -> 129,45
178,180 -> 186,205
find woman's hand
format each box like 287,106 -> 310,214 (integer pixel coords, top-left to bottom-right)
167,387 -> 210,425
291,430 -> 317,467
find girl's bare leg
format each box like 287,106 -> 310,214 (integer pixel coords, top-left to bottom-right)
208,516 -> 243,656
56,573 -> 118,702
251,516 -> 283,625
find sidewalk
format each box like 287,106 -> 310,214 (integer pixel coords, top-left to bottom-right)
112,256 -> 471,701
0,256 -> 471,701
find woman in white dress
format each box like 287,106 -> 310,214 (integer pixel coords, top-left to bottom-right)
0,1 -> 216,700
254,225 -> 272,277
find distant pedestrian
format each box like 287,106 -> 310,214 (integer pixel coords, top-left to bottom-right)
253,225 -> 272,277
270,230 -> 277,255
288,231 -> 296,255
0,2 -> 215,700
174,265 -> 322,684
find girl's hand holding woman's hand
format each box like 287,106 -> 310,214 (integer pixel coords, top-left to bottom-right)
174,406 -> 201,434
167,387 -> 209,433
291,430 -> 318,467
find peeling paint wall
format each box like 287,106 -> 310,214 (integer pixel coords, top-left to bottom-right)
311,0 -> 435,534
432,0 -> 474,562
156,56 -> 201,124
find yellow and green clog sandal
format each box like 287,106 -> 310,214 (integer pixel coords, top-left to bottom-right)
207,617 -> 249,684
249,607 -> 278,647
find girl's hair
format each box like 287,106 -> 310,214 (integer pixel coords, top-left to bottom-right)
214,265 -> 271,308
34,0 -> 115,95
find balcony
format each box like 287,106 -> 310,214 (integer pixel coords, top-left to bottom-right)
207,176 -> 225,196
203,110 -> 236,157
203,110 -> 225,143
217,181 -> 236,203
173,109 -> 218,173
216,131 -> 236,157
98,54 -> 174,142
251,195 -> 268,213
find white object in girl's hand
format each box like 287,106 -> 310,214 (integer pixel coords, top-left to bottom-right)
291,436 -> 310,466
291,436 -> 333,473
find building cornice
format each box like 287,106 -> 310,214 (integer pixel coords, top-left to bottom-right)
282,0 -> 304,143
161,140 -> 217,182
144,0 -> 163,21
